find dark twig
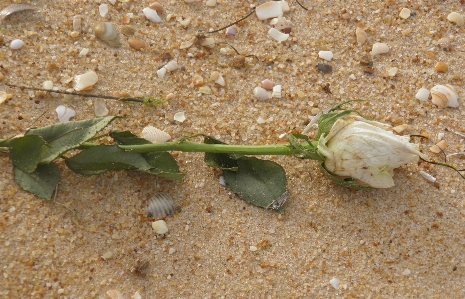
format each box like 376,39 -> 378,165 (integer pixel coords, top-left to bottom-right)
208,8 -> 256,34
295,0 -> 309,11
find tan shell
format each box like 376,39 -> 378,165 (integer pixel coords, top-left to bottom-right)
430,84 -> 459,108
447,12 -> 464,26
93,22 -> 121,47
356,27 -> 367,45
146,193 -> 175,219
141,126 -> 171,143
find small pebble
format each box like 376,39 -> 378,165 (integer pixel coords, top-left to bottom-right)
261,79 -> 274,90
399,8 -> 411,19
69,31 -> 80,38
316,63 -> 332,74
402,269 -> 411,275
415,88 -> 430,101
149,2 -> 163,12
253,87 -> 271,100
101,250 -> 113,260
10,39 -> 24,50
249,246 -> 258,252
152,220 -> 169,234
329,277 -> 340,289
386,67 -> 398,77
79,48 -> 89,56
99,4 -> 109,17
318,50 -> 333,61
128,38 -> 146,50
205,0 -> 217,7
434,61 -> 448,73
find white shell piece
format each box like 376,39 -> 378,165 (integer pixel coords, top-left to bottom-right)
146,193 -> 175,219
79,48 -> 89,56
386,67 -> 398,77
133,291 -> 142,299
371,42 -> 389,56
430,84 -> 459,108
356,27 -> 367,45
157,67 -> 167,78
257,116 -> 266,124
109,0 -> 116,5
141,126 -> 171,143
256,1 -> 283,20
215,74 -> 225,86
152,220 -> 169,234
10,39 -> 24,50
177,17 -> 191,27
56,105 -> 76,122
399,8 -> 411,19
253,87 -> 272,100
200,37 -> 215,47
415,88 -> 430,101
280,1 -> 290,12
437,132 -> 445,140
93,22 -> 121,47
330,278 -> 340,289
274,16 -> 292,33
165,60 -> 179,71
73,15 -> 82,32
42,81 -> 53,90
225,27 -> 236,36
174,111 -> 186,122
106,290 -> 123,299
272,85 -> 282,98
447,12 -> 464,26
268,28 -> 289,42
205,0 -> 217,7
419,170 -> 437,183
180,36 -> 196,49
93,98 -> 109,116
219,176 -> 226,186
143,7 -> 162,23
318,50 -> 333,61
73,71 -> 98,91
99,4 -> 109,17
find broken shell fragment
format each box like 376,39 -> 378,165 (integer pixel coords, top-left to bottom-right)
399,8 -> 411,19
430,84 -> 459,108
392,124 -> 409,134
415,88 -> 430,101
268,28 -> 289,42
318,51 -> 333,61
143,7 -> 162,23
93,22 -> 121,47
429,140 -> 448,154
434,61 -> 448,73
254,87 -> 272,100
447,12 -> 464,26
256,1 -> 283,20
157,67 -> 167,78
355,27 -> 367,45
73,15 -> 82,32
152,220 -> 169,234
386,67 -> 398,77
73,71 -> 98,91
99,4 -> 109,17
371,43 -> 389,56
272,85 -> 282,98
419,170 -> 437,183
93,99 -> 109,117
174,112 -> 186,122
141,126 -> 171,143
146,193 -> 175,219
273,16 -> 292,33
164,60 -> 179,71
56,105 -> 76,122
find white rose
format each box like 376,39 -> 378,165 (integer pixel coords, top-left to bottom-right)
317,116 -> 422,188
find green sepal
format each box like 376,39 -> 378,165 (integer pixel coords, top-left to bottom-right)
288,133 -> 323,161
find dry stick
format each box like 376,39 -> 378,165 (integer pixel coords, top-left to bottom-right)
207,8 -> 256,34
295,0 -> 310,11
5,83 -> 157,103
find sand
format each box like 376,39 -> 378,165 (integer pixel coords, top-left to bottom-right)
1,0 -> 464,298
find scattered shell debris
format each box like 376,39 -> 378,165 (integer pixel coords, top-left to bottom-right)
93,22 -> 121,47
430,84 -> 459,108
255,1 -> 283,20
173,111 -> 186,122
447,12 -> 464,26
10,39 -> 24,50
146,193 -> 175,219
73,71 -> 98,91
56,105 -> 76,122
419,171 -> 437,183
152,220 -> 169,234
415,88 -> 430,102
371,43 -> 389,56
253,87 -> 272,100
93,99 -> 109,117
143,7 -> 162,23
141,126 -> 171,143
429,140 -> 448,154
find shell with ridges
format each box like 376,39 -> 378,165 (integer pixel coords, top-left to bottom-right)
93,22 -> 121,47
430,84 -> 459,108
146,193 -> 175,219
141,126 -> 171,143
447,12 -> 464,26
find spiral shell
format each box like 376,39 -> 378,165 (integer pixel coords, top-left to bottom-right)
430,84 -> 459,108
146,193 -> 175,219
141,126 -> 171,143
93,22 -> 121,47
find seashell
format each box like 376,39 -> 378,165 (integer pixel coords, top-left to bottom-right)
164,60 -> 179,71
99,4 -> 109,17
10,39 -> 24,50
56,105 -> 76,122
272,85 -> 282,98
434,61 -> 448,73
152,220 -> 168,234
143,7 -> 162,23
0,72 -> 4,81
200,37 -> 215,48
415,87 -> 430,101
256,1 -> 283,20
430,84 -> 459,108
73,71 -> 98,91
225,27 -> 236,36
128,38 -> 146,50
42,80 -> 53,90
280,1 -> 290,12
371,42 -> 389,56
447,12 -> 464,26
318,50 -> 333,61
0,4 -> 38,21
93,22 -> 121,47
429,140 -> 447,154
149,2 -> 163,12
419,170 -> 436,183
106,290 -> 123,299
141,125 -> 171,143
109,0 -> 116,5
399,8 -> 411,19
356,27 -> 367,45
174,111 -> 186,122
73,16 -> 82,32
206,0 -> 217,7
273,16 -> 292,33
146,193 -> 174,219
157,67 -> 167,78
392,124 -> 408,134
121,25 -> 136,37
386,67 -> 398,77
253,87 -> 272,100
199,86 -> 211,94
0,92 -> 13,105
180,36 -> 196,49
268,28 -> 289,42
177,16 -> 191,27
261,79 -> 274,90
93,99 -> 109,117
